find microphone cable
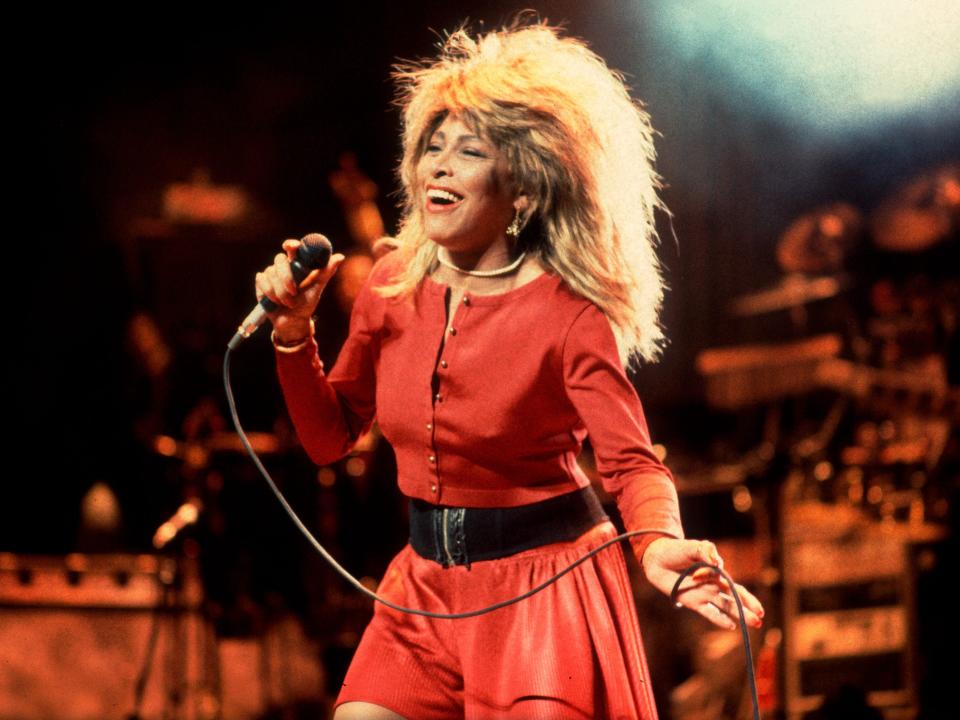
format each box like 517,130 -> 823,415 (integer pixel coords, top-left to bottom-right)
223,346 -> 761,720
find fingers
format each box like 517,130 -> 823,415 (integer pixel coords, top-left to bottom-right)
709,586 -> 763,629
255,248 -> 302,310
673,574 -> 764,630
282,238 -> 300,257
731,582 -> 765,621
277,251 -> 299,295
255,242 -> 346,322
256,256 -> 297,309
299,268 -> 322,291
303,252 -> 346,290
656,538 -> 724,570
649,536 -> 765,632
697,540 -> 723,569
702,600 -> 738,630
281,240 -> 344,290
672,577 -> 735,630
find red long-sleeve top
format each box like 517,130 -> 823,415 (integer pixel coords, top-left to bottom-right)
275,252 -> 683,557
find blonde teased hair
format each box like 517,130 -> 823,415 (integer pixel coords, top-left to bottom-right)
377,18 -> 669,366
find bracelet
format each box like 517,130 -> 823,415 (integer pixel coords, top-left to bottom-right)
271,319 -> 315,353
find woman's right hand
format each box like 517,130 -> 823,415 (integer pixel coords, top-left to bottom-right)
255,238 -> 346,344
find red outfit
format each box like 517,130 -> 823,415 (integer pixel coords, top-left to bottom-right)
275,251 -> 683,718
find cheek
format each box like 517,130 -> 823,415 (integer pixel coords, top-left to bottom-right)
414,159 -> 429,183
468,167 -> 509,210
487,166 -> 508,195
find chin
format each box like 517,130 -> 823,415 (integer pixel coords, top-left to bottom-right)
422,224 -> 484,255
426,234 -> 452,248
426,232 -> 462,250
421,222 -> 451,246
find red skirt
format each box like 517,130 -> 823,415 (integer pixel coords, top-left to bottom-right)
335,520 -> 659,719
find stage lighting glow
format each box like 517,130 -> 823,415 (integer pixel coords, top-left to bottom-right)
647,0 -> 960,130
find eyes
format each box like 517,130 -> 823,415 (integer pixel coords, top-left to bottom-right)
424,141 -> 488,159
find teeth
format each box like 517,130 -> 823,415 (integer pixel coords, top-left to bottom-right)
427,188 -> 463,203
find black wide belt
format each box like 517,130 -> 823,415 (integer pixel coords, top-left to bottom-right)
409,486 -> 609,567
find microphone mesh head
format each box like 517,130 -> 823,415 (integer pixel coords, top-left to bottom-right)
298,233 -> 333,269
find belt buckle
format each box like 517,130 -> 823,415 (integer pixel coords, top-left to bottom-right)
438,507 -> 468,568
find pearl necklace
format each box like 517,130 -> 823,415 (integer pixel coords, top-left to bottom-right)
436,247 -> 527,277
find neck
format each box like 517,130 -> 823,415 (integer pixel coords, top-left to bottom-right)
433,242 -> 544,292
443,237 -> 518,273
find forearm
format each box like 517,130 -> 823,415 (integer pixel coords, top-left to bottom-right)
275,334 -> 369,465
608,470 -> 684,564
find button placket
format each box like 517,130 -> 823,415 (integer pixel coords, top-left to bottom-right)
428,393 -> 440,496
437,292 -> 469,379
427,412 -> 439,496
429,289 -> 472,501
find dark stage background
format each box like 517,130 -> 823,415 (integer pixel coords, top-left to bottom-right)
5,2 -> 958,718
13,0 -> 957,537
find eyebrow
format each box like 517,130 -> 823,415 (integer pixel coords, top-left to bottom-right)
431,130 -> 482,143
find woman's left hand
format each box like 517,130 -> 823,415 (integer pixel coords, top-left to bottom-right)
641,537 -> 765,631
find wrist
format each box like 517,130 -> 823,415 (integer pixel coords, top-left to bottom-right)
272,318 -> 315,352
273,317 -> 313,345
636,533 -> 672,572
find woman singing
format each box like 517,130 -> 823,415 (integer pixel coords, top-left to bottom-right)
255,20 -> 764,720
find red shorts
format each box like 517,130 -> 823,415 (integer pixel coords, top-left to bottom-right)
335,521 -> 659,719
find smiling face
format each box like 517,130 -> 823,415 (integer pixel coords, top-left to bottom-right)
415,113 -> 524,259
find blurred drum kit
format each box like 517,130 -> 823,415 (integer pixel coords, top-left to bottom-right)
699,163 -> 958,522
679,163 -> 959,720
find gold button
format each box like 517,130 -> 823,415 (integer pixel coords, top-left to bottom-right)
434,393 -> 442,402
448,327 -> 457,336
440,360 -> 448,369
430,484 -> 437,493
428,454 -> 436,463
462,296 -> 471,305
426,422 -> 433,431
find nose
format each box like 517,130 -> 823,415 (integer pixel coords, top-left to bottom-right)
427,146 -> 454,178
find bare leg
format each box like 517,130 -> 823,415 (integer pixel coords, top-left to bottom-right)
334,701 -> 408,720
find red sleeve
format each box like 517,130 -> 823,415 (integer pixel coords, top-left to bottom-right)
275,270 -> 381,466
562,304 -> 684,561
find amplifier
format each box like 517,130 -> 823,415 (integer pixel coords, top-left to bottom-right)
781,503 -> 917,719
0,553 -> 213,720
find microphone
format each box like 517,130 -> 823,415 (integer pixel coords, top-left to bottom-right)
228,233 -> 333,350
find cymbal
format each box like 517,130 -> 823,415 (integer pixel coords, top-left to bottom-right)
871,163 -> 960,252
777,202 -> 864,273
730,273 -> 847,317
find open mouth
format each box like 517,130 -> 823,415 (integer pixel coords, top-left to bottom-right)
426,188 -> 464,207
